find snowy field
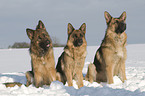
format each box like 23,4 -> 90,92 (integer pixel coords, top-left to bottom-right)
0,44 -> 145,96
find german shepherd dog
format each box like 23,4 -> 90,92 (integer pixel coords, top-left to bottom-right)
85,11 -> 127,84
25,20 -> 56,87
56,23 -> 87,88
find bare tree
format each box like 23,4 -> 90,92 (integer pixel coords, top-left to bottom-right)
52,36 -> 65,47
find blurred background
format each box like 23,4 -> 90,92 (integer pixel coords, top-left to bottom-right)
0,0 -> 145,48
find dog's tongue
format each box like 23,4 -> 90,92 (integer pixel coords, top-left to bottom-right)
47,44 -> 50,47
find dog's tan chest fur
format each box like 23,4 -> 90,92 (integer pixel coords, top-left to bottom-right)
115,47 -> 124,58
107,30 -> 126,58
64,48 -> 87,75
64,47 -> 87,60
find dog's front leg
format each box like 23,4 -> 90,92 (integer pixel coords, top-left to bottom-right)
65,68 -> 73,87
34,72 -> 43,88
76,70 -> 84,88
102,48 -> 114,84
106,65 -> 114,84
25,71 -> 34,87
48,68 -> 56,82
118,59 -> 127,83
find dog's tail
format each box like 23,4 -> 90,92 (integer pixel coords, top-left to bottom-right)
3,71 -> 33,87
3,82 -> 26,87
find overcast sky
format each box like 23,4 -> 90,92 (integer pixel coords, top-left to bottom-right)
0,0 -> 145,48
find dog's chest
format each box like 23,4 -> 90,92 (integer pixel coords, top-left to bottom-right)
114,35 -> 125,57
72,53 -> 83,68
114,35 -> 124,44
40,57 -> 46,65
71,50 -> 86,69
115,47 -> 124,58
73,49 -> 86,59
71,60 -> 82,76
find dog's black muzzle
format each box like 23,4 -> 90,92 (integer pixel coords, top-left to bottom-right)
116,22 -> 126,34
39,40 -> 50,51
74,39 -> 83,47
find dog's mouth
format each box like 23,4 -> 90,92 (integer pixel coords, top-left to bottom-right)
46,44 -> 50,47
116,22 -> 126,34
73,39 -> 83,47
39,40 -> 50,51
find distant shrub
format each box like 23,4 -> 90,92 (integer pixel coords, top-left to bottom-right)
8,42 -> 29,48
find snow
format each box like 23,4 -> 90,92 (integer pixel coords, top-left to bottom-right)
0,44 -> 145,96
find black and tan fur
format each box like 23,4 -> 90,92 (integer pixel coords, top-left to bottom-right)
85,11 -> 127,84
56,23 -> 87,88
25,20 -> 56,87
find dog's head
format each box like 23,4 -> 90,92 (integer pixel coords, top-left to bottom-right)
104,11 -> 127,34
26,20 -> 52,56
67,23 -> 86,47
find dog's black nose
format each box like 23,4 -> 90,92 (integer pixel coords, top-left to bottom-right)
78,39 -> 83,44
74,39 -> 83,47
77,39 -> 83,46
46,40 -> 50,44
45,40 -> 50,48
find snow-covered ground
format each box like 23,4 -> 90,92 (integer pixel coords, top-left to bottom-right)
0,44 -> 145,96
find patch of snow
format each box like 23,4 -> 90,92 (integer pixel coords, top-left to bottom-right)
0,44 -> 145,95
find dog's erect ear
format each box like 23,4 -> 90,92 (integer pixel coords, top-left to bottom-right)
79,23 -> 86,34
36,20 -> 46,29
119,11 -> 126,21
26,28 -> 34,40
68,23 -> 74,35
104,11 -> 112,24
